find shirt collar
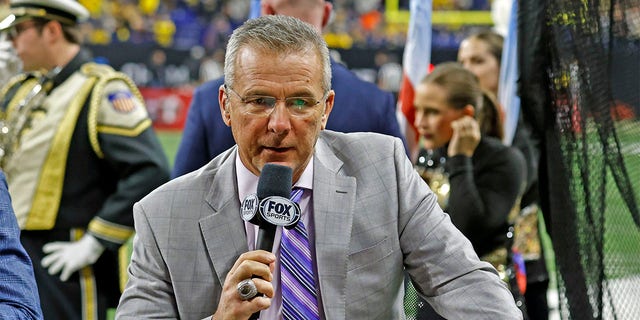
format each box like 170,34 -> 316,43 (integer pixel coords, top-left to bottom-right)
235,153 -> 314,202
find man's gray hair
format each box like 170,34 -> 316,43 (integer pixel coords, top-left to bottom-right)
224,15 -> 331,92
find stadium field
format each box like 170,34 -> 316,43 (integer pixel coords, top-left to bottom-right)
157,130 -> 183,168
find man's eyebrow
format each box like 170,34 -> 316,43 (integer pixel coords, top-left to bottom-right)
245,89 -> 317,97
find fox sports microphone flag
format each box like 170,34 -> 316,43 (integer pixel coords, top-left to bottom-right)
397,0 -> 432,155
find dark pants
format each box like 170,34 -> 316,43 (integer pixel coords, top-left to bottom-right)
416,302 -> 445,320
21,230 -> 120,320
525,280 -> 550,320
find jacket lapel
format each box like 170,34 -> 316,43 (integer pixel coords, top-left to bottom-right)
195,139 -> 357,318
199,148 -> 248,286
313,136 -> 356,319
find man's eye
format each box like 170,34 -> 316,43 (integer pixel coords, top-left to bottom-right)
248,97 -> 274,107
290,98 -> 309,107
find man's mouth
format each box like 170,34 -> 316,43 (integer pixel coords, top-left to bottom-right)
264,146 -> 291,152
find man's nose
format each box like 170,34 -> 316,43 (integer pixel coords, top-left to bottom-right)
267,103 -> 292,133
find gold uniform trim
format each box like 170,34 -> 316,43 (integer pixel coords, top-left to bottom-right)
9,62 -> 148,230
0,73 -> 30,111
88,217 -> 134,243
25,77 -> 96,229
97,118 -> 152,137
72,229 -> 98,320
118,236 -> 134,293
86,65 -> 148,159
2,77 -> 37,117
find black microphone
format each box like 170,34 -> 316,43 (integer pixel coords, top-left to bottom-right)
248,164 -> 294,320
255,163 -> 293,252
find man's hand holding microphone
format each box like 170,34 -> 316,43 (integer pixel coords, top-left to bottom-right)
213,163 -> 300,320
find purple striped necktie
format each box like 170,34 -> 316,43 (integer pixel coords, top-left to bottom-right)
281,188 -> 319,319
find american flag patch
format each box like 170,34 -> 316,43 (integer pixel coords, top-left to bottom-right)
108,91 -> 137,113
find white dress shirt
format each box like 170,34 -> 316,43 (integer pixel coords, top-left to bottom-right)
235,154 -> 323,319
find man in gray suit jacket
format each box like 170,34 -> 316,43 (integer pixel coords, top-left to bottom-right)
117,15 -> 522,320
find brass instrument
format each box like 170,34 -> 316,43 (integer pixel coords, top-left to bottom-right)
512,203 -> 542,260
0,67 -> 61,168
414,150 -> 450,208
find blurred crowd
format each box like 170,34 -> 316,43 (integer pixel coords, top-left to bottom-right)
0,0 -> 496,87
68,0 -> 495,88
79,0 -> 492,52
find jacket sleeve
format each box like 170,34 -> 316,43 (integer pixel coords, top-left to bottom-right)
394,138 -> 523,319
86,78 -> 170,250
115,202 -> 179,319
0,172 -> 43,320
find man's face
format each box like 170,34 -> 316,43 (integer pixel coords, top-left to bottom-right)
8,19 -> 48,71
220,46 -> 334,182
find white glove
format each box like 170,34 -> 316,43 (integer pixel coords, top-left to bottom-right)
41,234 -> 105,282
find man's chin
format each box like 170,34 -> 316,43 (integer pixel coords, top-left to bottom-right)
261,161 -> 293,170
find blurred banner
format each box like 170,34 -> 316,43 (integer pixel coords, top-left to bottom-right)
139,87 -> 192,131
249,0 -> 261,19
497,0 -> 519,146
396,0 -> 432,157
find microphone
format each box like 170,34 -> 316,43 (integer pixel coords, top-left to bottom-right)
246,164 -> 299,320
255,163 -> 292,251
240,163 -> 302,251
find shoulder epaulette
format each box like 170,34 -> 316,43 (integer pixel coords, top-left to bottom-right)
81,62 -> 150,158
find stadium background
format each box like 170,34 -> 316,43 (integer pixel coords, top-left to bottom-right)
74,0 -> 502,134
73,2 -> 560,317
10,1 -> 565,318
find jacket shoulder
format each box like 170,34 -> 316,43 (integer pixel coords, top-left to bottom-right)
81,62 -> 152,157
189,77 -> 224,113
196,77 -> 225,94
82,62 -> 150,132
320,130 -> 400,159
331,62 -> 392,98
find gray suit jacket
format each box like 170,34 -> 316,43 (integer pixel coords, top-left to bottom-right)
116,130 -> 522,320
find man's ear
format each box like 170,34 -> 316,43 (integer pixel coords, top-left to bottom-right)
219,85 -> 231,126
320,90 -> 335,130
42,20 -> 62,42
